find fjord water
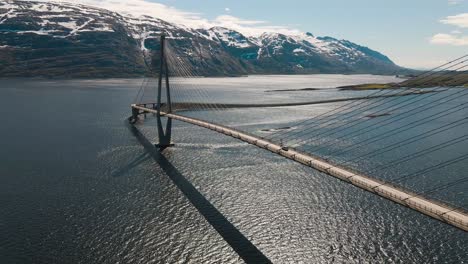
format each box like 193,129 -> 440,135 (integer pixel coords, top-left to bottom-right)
0,76 -> 467,263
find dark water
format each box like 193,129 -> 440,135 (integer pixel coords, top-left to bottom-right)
0,77 -> 467,263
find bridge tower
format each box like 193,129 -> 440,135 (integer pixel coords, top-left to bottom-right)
155,35 -> 174,149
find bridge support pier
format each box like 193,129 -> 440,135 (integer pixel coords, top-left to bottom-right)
130,107 -> 140,124
155,117 -> 174,149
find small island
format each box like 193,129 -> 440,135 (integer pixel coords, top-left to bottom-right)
339,72 -> 468,90
339,83 -> 397,90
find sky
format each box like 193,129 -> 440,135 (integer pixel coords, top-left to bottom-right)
42,0 -> 468,69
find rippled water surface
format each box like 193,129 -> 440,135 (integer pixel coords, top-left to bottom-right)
0,76 -> 467,263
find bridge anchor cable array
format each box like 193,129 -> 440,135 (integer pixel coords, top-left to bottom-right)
130,35 -> 468,232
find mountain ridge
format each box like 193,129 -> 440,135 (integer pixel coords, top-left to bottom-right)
0,0 -> 410,78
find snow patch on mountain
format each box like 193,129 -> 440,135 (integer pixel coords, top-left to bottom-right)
0,9 -> 18,24
18,29 -> 62,35
209,27 -> 254,48
31,3 -> 74,12
0,2 -> 18,9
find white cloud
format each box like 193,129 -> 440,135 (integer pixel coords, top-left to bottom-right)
224,7 -> 230,12
448,0 -> 464,5
213,15 -> 301,36
440,13 -> 468,28
46,0 -> 212,28
430,33 -> 468,46
431,13 -> 468,46
22,0 -> 300,37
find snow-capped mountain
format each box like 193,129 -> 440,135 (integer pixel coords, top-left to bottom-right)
0,0 -> 406,78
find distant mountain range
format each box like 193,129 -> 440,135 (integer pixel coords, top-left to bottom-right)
0,1 -> 411,78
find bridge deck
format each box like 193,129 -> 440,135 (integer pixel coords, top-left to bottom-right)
132,104 -> 468,232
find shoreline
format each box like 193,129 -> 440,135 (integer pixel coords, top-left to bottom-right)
171,90 -> 435,111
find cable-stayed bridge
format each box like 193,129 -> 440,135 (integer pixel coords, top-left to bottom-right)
130,36 -> 468,234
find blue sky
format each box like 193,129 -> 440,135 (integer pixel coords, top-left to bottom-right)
148,0 -> 468,69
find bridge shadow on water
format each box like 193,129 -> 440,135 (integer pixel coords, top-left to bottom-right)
126,119 -> 272,264
112,152 -> 151,178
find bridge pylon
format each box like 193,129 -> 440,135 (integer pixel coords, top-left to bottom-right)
155,35 -> 174,149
